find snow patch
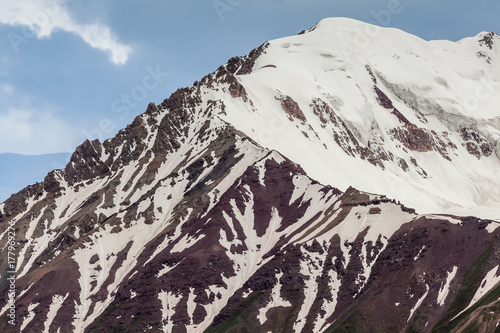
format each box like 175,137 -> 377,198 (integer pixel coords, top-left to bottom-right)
408,284 -> 429,322
425,215 -> 462,225
313,259 -> 341,332
20,302 -> 39,332
43,293 -> 69,333
242,289 -> 253,298
486,221 -> 500,233
170,232 -> 206,253
468,265 -> 500,307
293,246 -> 325,332
414,245 -> 426,261
452,265 -> 500,320
158,291 -> 182,333
187,288 -> 197,325
157,261 -> 181,278
437,266 -> 458,306
257,271 -> 291,325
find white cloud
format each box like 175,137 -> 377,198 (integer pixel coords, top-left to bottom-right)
0,109 -> 76,154
1,84 -> 14,95
0,0 -> 131,65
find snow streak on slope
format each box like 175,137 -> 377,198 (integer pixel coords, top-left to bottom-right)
437,266 -> 458,306
312,265 -> 341,332
43,293 -> 69,333
20,302 -> 38,332
408,284 -> 430,322
294,246 -> 327,332
459,265 -> 500,318
257,271 -> 291,324
159,291 -> 182,333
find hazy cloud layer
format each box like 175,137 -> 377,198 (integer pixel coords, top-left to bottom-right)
0,0 -> 131,64
0,109 -> 74,154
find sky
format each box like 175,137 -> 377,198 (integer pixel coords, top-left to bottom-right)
0,0 -> 499,157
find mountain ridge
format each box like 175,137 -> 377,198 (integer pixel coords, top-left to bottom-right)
1,18 -> 500,332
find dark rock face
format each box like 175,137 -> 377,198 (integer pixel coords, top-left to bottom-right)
460,127 -> 493,159
230,42 -> 270,75
478,31 -> 496,49
391,126 -> 433,152
389,125 -> 457,161
374,85 -> 411,125
277,95 -> 307,122
310,98 -> 392,168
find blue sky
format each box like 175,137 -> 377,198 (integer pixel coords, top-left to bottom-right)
0,0 -> 499,157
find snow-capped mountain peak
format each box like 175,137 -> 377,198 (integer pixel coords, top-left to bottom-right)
206,17 -> 500,218
1,18 -> 500,333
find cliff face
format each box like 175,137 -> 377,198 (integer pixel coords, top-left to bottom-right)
1,18 -> 500,332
